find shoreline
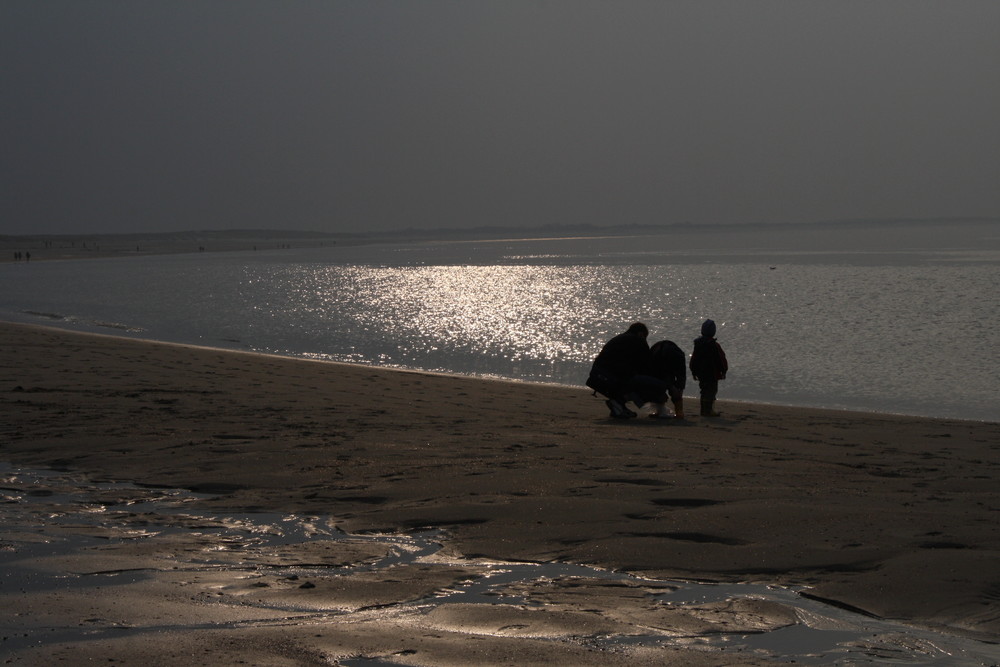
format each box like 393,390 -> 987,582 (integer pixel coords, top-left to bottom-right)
2,320 -> 998,663
6,315 -> 992,426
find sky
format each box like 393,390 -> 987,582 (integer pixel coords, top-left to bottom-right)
2,1 -> 998,236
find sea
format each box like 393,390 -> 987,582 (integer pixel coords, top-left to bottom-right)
2,220 -> 997,422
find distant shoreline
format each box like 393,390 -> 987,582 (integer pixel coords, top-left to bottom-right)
3,217 -> 995,263
0,230 -> 354,263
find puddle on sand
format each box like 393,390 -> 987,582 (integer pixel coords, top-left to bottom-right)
1,463 -> 998,665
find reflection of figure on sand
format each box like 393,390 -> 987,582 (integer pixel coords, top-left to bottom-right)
690,318 -> 728,417
586,322 -> 672,419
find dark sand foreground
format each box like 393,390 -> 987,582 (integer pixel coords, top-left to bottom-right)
1,321 -> 998,664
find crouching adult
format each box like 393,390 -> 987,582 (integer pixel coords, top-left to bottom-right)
586,322 -> 670,419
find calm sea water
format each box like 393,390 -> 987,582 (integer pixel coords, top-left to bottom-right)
2,222 -> 997,422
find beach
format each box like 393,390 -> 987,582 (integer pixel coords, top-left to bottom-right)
1,320 -> 998,664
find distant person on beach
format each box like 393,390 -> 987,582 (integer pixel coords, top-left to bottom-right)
689,319 -> 728,417
649,339 -> 687,419
587,322 -> 671,419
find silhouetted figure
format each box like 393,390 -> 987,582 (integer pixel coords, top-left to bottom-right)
587,322 -> 670,419
649,339 -> 687,419
690,319 -> 728,417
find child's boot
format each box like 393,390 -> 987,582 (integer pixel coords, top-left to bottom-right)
700,398 -> 719,417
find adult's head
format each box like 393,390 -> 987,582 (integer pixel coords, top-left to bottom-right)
626,322 -> 649,338
701,319 -> 716,338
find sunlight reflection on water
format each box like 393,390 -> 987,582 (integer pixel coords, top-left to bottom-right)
1,231 -> 997,421
260,260 -> 997,421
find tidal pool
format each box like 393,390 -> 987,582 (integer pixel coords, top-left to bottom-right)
1,463 -> 997,665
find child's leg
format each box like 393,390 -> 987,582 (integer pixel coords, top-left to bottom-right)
699,378 -> 719,416
669,386 -> 685,419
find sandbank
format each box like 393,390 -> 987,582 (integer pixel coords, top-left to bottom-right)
0,230 -> 346,263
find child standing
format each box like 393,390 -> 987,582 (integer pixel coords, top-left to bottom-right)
689,319 -> 728,417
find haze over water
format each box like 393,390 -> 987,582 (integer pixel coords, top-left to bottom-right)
1,220 -> 997,422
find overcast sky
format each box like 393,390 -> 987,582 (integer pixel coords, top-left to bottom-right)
2,1 -> 998,236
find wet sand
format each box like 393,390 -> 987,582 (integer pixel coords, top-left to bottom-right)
1,321 -> 998,664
